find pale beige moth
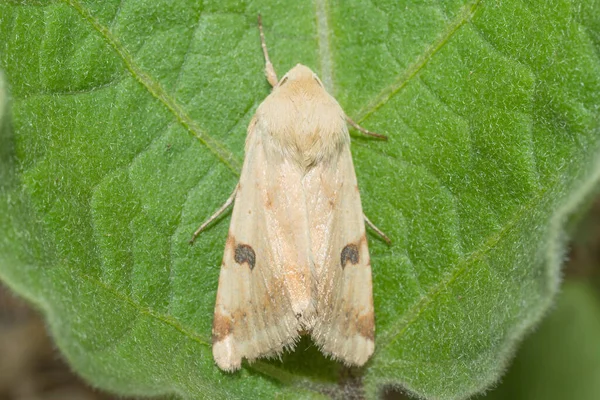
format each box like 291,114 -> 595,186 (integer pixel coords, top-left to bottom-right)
192,16 -> 389,372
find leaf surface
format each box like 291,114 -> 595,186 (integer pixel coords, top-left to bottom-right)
1,1 -> 600,399
482,280 -> 600,400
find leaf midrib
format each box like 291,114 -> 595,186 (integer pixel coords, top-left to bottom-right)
49,0 -> 495,394
61,0 -> 482,177
315,0 -> 334,93
57,1 -> 330,395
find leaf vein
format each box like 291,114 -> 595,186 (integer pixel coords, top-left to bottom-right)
87,314 -> 141,354
468,17 -> 542,185
380,181 -> 550,348
108,0 -> 123,28
355,0 -> 482,123
20,77 -> 127,99
315,0 -> 334,93
77,271 -> 211,347
62,0 -> 242,175
173,9 -> 203,94
357,142 -> 464,295
168,166 -> 220,314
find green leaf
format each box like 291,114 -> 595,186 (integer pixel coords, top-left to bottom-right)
481,280 -> 600,400
1,1 -> 600,399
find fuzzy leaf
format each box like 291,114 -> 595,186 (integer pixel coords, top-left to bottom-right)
481,280 -> 600,400
1,1 -> 600,399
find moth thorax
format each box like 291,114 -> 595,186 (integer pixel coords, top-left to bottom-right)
257,82 -> 349,164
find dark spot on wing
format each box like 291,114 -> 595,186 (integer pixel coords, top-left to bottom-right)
341,243 -> 359,268
234,244 -> 256,270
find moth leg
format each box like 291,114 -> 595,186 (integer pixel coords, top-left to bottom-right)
364,213 -> 391,244
346,115 -> 388,140
190,186 -> 238,244
257,14 -> 278,87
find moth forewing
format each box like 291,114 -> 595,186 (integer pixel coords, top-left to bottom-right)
211,115 -> 316,371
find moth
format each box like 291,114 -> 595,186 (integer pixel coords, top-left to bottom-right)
192,16 -> 389,372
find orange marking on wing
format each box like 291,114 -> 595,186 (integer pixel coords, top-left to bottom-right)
212,312 -> 234,343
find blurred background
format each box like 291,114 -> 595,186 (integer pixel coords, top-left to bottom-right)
2,199 -> 600,400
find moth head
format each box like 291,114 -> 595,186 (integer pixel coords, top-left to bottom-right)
278,64 -> 325,89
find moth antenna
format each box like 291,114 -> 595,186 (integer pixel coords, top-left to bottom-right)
190,186 -> 238,244
257,14 -> 278,87
364,213 -> 391,245
346,115 -> 388,140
